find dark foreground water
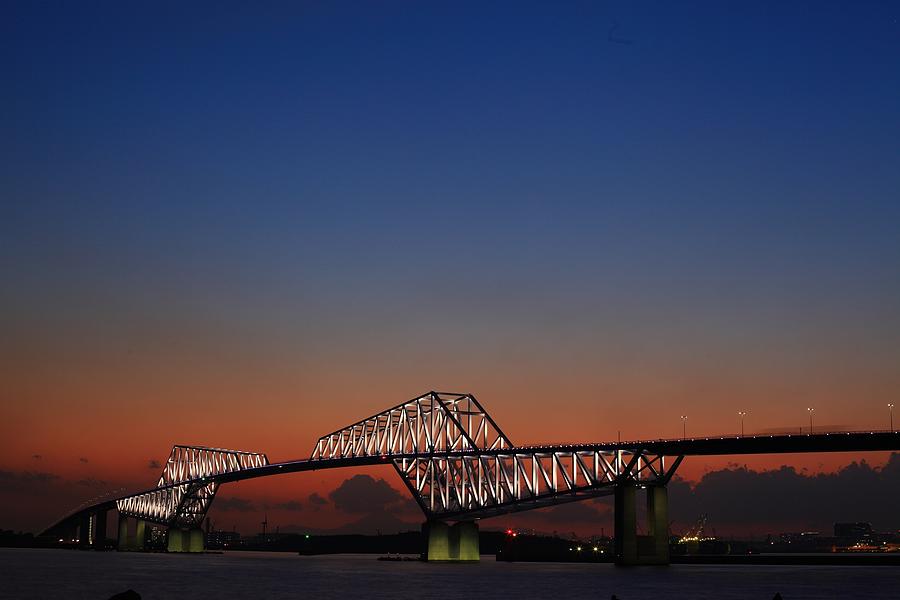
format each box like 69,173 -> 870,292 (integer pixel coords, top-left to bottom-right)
2,549 -> 899,600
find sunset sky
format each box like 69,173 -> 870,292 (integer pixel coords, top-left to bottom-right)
2,2 -> 899,537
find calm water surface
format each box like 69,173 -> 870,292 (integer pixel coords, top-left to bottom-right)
2,548 -> 899,599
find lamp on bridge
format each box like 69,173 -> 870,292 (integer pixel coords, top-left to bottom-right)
889,403 -> 895,432
807,407 -> 815,434
680,415 -> 687,439
738,411 -> 748,437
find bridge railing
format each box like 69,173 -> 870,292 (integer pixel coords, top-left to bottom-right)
518,428 -> 900,449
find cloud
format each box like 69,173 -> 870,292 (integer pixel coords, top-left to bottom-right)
75,477 -> 106,488
0,470 -> 60,492
78,457 -> 89,464
308,492 -> 328,507
31,454 -> 42,460
148,460 -> 162,469
538,501 -> 607,524
0,470 -> 59,483
328,474 -> 405,514
492,455 -> 900,537
498,497 -> 611,534
215,496 -> 255,512
327,512 -> 419,535
274,500 -> 303,512
666,453 -> 900,534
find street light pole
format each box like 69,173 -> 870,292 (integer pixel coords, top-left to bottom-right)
680,415 -> 687,439
889,404 -> 895,432
738,411 -> 747,436
807,407 -> 814,434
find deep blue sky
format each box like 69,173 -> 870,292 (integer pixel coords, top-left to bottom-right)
5,2 -> 899,288
2,1 -> 900,490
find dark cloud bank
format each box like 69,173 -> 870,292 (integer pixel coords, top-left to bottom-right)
7,455 -> 897,535
307,492 -> 327,507
214,496 -> 255,512
0,470 -> 59,491
664,454 -> 900,533
273,500 -> 303,512
492,456 -> 900,535
211,457 -> 900,536
328,474 -> 407,514
213,475 -> 421,535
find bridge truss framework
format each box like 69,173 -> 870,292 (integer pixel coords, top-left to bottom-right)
46,391 -> 900,563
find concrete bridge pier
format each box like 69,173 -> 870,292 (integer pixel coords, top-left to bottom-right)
614,482 -> 669,566
92,510 -> 107,549
78,513 -> 92,548
134,518 -> 146,550
645,484 -> 669,562
422,520 -> 479,561
167,528 -> 205,553
117,514 -> 128,550
116,515 -> 148,551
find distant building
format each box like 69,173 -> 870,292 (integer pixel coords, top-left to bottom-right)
243,532 -> 294,546
147,526 -> 167,550
834,522 -> 873,539
206,530 -> 241,549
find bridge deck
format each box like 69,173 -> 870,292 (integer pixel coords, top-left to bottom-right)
513,430 -> 900,457
43,431 -> 900,534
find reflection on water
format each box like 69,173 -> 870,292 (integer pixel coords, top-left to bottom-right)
2,548 -> 899,600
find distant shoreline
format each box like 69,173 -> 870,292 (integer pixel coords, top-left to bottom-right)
671,553 -> 900,566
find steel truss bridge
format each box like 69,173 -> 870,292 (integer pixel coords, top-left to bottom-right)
44,391 -> 900,563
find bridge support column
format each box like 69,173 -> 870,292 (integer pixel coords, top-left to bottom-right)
93,510 -> 107,549
422,521 -> 450,560
614,482 -> 637,565
78,513 -> 91,548
451,521 -> 479,561
167,529 -> 186,552
167,528 -> 205,553
615,483 -> 669,566
67,520 -> 79,545
118,517 -> 147,551
646,485 -> 669,564
422,521 -> 479,561
188,528 -> 205,552
117,515 -> 129,551
133,519 -> 147,551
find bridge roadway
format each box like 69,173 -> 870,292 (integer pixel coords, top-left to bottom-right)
45,427 -> 900,563
48,387 -> 900,562
62,430 -> 900,515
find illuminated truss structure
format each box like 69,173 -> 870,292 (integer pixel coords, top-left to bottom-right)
43,390 -> 900,538
394,448 -> 681,519
116,445 -> 268,527
311,392 -> 511,459
312,391 -> 682,519
110,392 -> 684,527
